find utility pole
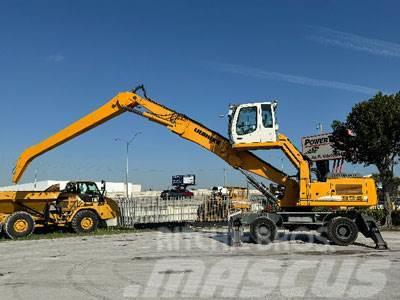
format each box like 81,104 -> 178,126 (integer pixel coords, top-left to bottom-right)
34,169 -> 38,191
115,132 -> 142,199
223,168 -> 227,187
246,180 -> 250,200
316,122 -> 323,134
125,142 -> 129,199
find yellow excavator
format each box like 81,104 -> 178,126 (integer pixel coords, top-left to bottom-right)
12,85 -> 387,248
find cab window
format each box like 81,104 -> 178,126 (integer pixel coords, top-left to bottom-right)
236,106 -> 257,135
77,182 -> 99,195
86,182 -> 100,195
77,183 -> 88,194
261,104 -> 273,128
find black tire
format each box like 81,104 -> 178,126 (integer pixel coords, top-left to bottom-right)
71,210 -> 99,234
250,217 -> 277,244
327,217 -> 358,246
3,211 -> 35,239
98,219 -> 108,229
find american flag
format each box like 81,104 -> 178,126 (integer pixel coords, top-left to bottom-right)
347,129 -> 355,136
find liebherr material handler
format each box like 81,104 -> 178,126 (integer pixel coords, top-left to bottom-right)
12,86 -> 387,248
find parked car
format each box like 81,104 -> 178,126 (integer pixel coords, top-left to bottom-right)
160,187 -> 194,200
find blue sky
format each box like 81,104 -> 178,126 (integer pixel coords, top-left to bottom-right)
0,1 -> 399,189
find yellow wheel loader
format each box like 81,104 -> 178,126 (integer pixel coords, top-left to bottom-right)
0,181 -> 119,239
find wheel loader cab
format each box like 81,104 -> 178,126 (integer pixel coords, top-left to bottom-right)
229,101 -> 279,144
64,181 -> 104,202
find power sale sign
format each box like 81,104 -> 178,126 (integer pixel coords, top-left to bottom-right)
301,133 -> 343,161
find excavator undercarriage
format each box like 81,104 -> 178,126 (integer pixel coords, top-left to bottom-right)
230,170 -> 387,249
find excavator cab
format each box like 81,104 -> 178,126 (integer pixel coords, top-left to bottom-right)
229,101 -> 279,144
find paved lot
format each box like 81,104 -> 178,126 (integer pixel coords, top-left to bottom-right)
0,228 -> 399,299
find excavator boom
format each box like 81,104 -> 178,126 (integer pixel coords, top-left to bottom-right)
13,92 -> 136,183
13,89 -> 296,196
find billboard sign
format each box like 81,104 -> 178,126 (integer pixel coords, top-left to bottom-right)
301,133 -> 343,161
172,174 -> 196,186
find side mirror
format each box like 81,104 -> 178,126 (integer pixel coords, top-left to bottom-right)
275,123 -> 279,131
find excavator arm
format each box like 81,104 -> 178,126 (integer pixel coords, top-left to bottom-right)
13,87 -> 298,199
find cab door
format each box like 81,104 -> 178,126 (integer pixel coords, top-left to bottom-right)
257,103 -> 278,142
231,104 -> 259,144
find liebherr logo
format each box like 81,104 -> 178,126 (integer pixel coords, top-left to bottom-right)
194,128 -> 221,145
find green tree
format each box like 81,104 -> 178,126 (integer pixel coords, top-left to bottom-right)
372,173 -> 400,204
331,92 -> 400,228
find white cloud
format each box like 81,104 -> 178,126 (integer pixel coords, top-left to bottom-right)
208,62 -> 378,95
308,26 -> 400,58
46,54 -> 65,63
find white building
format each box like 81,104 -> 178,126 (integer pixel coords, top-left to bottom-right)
0,180 -> 141,199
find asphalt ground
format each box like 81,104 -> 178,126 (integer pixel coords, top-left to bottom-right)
0,228 -> 399,299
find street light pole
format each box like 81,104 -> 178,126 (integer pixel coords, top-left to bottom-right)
34,169 -> 38,191
223,168 -> 227,186
115,131 -> 142,199
316,122 -> 323,134
126,142 -> 129,199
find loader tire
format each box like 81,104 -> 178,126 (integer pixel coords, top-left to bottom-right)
250,217 -> 276,245
327,217 -> 358,246
4,211 -> 35,239
71,210 -> 99,234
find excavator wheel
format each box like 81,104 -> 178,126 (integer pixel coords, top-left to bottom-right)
71,210 -> 99,234
3,211 -> 35,239
327,216 -> 358,246
250,217 -> 277,244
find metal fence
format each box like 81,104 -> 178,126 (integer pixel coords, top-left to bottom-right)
117,195 -> 266,228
